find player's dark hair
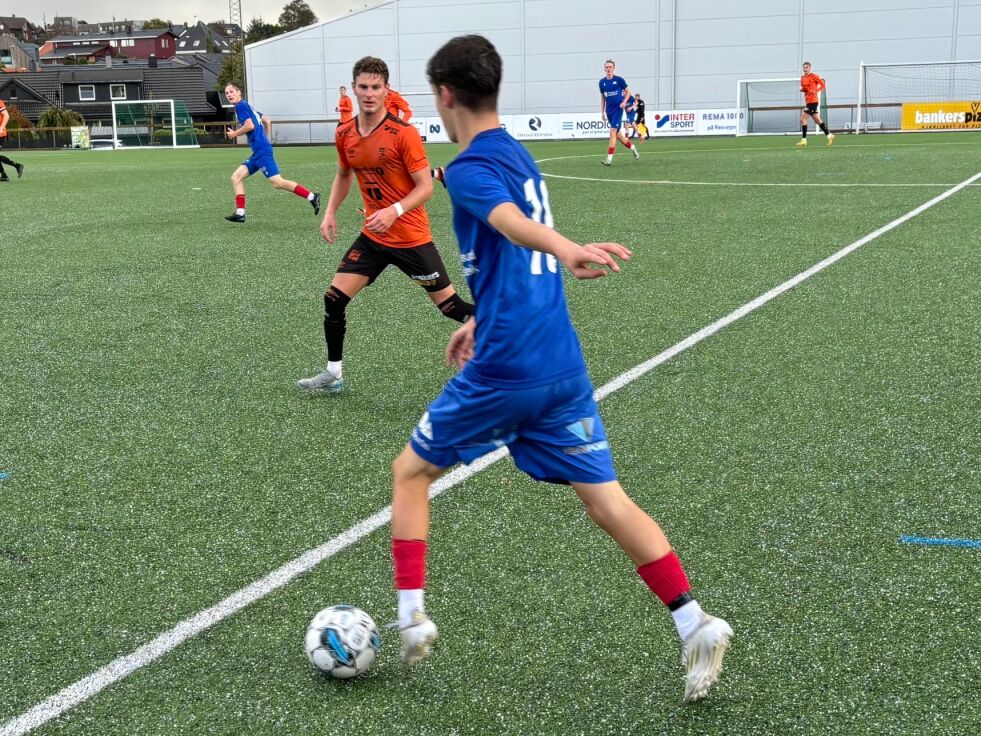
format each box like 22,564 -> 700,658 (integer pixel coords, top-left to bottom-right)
353,56 -> 389,84
803,61 -> 811,66
426,35 -> 501,112
605,59 -> 615,66
225,81 -> 243,92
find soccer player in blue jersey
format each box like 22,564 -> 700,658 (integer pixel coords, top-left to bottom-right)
223,82 -> 320,223
389,35 -> 732,703
598,60 -> 639,165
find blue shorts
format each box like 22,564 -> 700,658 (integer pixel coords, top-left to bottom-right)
626,111 -> 636,123
607,108 -> 624,130
244,149 -> 280,178
410,371 -> 617,485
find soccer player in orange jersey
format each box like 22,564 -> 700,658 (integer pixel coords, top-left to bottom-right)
336,85 -> 353,123
384,87 -> 413,122
297,56 -> 473,393
0,99 -> 25,181
797,62 -> 834,147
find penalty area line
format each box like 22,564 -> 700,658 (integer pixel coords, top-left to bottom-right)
3,169 -> 979,736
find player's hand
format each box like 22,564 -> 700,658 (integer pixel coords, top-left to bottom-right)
321,212 -> 338,243
365,206 -> 399,235
446,318 -> 476,370
620,101 -> 627,109
225,128 -> 237,140
560,243 -> 632,280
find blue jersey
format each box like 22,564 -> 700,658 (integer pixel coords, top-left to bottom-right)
444,128 -> 587,389
234,100 -> 272,155
599,75 -> 629,114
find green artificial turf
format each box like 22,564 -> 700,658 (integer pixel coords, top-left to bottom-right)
0,133 -> 978,735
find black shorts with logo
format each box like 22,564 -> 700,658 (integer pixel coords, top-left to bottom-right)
337,232 -> 453,292
803,102 -> 820,115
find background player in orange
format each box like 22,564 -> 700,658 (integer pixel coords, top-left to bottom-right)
0,99 -> 25,181
385,87 -> 413,121
336,85 -> 353,123
797,62 -> 834,147
297,56 -> 472,393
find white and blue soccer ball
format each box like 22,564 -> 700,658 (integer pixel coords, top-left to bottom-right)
305,605 -> 381,679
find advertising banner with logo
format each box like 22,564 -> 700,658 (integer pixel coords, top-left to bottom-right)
648,110 -> 698,135
697,108 -> 743,135
512,114 -> 559,140
901,101 -> 981,130
557,113 -> 614,139
422,117 -> 451,143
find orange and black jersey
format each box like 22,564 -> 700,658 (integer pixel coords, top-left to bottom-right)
335,114 -> 432,249
800,73 -> 826,105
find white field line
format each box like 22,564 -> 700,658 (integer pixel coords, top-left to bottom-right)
3,169 -> 979,736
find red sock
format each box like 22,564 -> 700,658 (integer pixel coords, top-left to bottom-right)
293,184 -> 310,199
621,139 -> 634,150
607,146 -> 615,155
636,551 -> 690,606
235,194 -> 245,210
392,538 -> 427,589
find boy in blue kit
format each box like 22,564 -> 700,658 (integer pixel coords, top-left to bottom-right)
223,82 -> 320,223
598,60 -> 639,165
389,35 -> 732,703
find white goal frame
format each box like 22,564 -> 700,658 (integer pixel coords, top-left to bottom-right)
110,99 -> 200,149
857,59 -> 981,133
735,77 -> 826,136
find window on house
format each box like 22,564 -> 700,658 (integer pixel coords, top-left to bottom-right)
110,84 -> 126,100
161,39 -> 168,48
179,40 -> 186,47
79,85 -> 95,101
123,39 -> 134,47
193,40 -> 201,47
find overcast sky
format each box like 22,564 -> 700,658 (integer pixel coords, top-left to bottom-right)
6,1 -> 381,28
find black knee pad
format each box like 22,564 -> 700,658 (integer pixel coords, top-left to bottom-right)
436,293 -> 474,323
324,286 -> 351,321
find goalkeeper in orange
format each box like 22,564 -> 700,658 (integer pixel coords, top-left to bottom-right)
796,62 -> 834,147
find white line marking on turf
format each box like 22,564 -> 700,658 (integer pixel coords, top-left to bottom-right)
3,169 -> 979,736
536,154 -> 981,187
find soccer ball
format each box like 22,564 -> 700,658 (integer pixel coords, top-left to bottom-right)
304,605 -> 382,679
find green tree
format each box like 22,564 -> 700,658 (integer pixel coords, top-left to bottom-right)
216,42 -> 245,92
278,0 -> 317,33
38,106 -> 85,128
3,102 -> 33,130
245,17 -> 283,43
143,18 -> 170,30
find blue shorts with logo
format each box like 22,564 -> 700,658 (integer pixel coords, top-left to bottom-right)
410,370 -> 617,485
244,149 -> 280,178
607,107 -> 624,130
626,110 -> 636,123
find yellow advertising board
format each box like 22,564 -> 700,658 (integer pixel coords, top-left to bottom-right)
901,101 -> 981,130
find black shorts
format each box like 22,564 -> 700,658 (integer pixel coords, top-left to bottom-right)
803,102 -> 820,115
337,232 -> 453,292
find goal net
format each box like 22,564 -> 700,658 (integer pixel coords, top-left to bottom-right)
111,100 -> 199,148
736,78 -> 827,135
857,60 -> 981,133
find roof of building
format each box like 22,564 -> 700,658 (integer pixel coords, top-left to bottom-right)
48,30 -> 177,43
177,22 -> 232,53
43,46 -> 110,59
58,68 -> 144,83
0,16 -> 36,30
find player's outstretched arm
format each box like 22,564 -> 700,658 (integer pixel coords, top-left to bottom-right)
487,202 -> 631,279
321,167 -> 355,243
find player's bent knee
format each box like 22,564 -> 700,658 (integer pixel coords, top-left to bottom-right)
324,286 -> 351,320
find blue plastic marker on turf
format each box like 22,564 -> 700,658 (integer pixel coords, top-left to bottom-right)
900,535 -> 981,549
0,471 -> 9,481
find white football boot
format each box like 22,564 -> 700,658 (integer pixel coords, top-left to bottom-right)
296,368 -> 344,393
399,610 -> 438,665
681,614 -> 733,702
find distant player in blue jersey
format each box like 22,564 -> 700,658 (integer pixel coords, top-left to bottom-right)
223,82 -> 320,223
389,34 -> 732,703
598,60 -> 639,165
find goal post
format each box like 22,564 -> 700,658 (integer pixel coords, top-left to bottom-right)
736,78 -> 827,136
857,60 -> 981,133
111,99 -> 200,148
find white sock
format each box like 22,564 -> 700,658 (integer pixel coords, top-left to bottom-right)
327,360 -> 342,378
398,589 -> 425,627
606,154 -> 613,163
307,192 -> 315,201
235,207 -> 245,215
672,600 -> 705,641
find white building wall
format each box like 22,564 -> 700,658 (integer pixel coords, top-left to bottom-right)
245,0 -> 981,131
